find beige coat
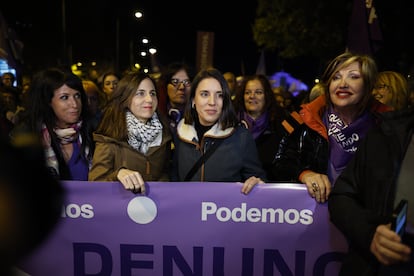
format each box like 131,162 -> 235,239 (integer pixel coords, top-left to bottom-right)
88,127 -> 172,182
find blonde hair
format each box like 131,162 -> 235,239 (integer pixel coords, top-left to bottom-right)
322,52 -> 378,116
375,71 -> 409,110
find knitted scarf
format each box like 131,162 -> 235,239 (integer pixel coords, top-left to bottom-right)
126,110 -> 163,154
42,121 -> 82,175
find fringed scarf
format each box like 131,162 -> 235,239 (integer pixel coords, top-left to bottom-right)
126,110 -> 163,154
42,121 -> 83,175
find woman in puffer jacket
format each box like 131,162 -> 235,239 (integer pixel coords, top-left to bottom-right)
272,52 -> 392,203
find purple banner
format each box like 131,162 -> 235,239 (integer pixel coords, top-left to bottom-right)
18,181 -> 348,275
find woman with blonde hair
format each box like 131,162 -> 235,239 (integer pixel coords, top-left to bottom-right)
272,52 -> 392,203
372,70 -> 409,110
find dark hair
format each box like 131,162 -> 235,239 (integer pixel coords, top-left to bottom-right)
99,71 -> 120,89
21,67 -> 93,179
0,85 -> 19,114
1,72 -> 15,83
157,62 -> 195,116
183,67 -> 238,129
234,74 -> 282,120
96,71 -> 158,140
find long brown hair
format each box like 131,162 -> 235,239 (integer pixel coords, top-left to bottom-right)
96,71 -> 158,140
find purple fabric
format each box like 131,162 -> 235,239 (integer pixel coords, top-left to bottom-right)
67,142 -> 89,180
18,181 -> 348,275
241,111 -> 269,139
347,0 -> 383,55
326,109 -> 375,183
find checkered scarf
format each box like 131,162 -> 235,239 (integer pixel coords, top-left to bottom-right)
126,110 -> 162,154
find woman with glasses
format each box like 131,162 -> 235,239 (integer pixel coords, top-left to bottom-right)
157,62 -> 195,138
171,68 -> 266,194
272,52 -> 392,203
372,71 -> 409,111
233,74 -> 289,181
89,71 -> 172,194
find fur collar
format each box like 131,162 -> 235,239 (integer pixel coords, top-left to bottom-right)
176,119 -> 235,143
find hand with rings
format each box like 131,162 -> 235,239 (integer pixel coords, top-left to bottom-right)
312,182 -> 319,192
301,171 -> 331,203
117,168 -> 146,195
241,176 -> 265,195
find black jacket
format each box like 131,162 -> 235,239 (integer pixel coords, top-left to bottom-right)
171,120 -> 267,182
272,95 -> 390,183
328,107 -> 414,275
272,96 -> 330,182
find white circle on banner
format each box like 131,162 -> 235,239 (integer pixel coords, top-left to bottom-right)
127,197 -> 157,224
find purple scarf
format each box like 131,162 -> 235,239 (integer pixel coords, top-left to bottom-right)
325,108 -> 375,183
241,111 -> 269,139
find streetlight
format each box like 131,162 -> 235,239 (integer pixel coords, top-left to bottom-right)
129,11 -> 144,69
115,10 -> 143,72
134,11 -> 143,19
149,48 -> 159,73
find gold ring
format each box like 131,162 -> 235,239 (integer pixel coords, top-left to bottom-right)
311,182 -> 319,192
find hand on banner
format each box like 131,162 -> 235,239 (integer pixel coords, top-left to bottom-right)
117,168 -> 146,194
300,171 -> 331,203
241,176 -> 264,195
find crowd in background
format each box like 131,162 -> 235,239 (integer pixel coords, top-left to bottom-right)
2,50 -> 414,274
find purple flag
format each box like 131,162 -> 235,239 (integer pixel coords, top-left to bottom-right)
256,49 -> 266,75
347,0 -> 383,55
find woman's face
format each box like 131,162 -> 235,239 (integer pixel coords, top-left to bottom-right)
167,69 -> 191,108
84,89 -> 99,115
129,78 -> 158,123
372,83 -> 392,106
51,84 -> 82,128
244,79 -> 265,118
193,77 -> 223,126
102,74 -> 119,96
329,62 -> 364,110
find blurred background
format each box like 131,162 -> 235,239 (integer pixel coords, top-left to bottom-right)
1,0 -> 413,90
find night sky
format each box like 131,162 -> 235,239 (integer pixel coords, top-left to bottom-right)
1,0 -> 265,78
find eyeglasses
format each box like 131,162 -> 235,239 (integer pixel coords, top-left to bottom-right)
170,78 -> 191,87
374,84 -> 389,90
244,89 -> 264,96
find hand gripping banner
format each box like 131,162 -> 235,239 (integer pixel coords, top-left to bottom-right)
18,181 -> 348,276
